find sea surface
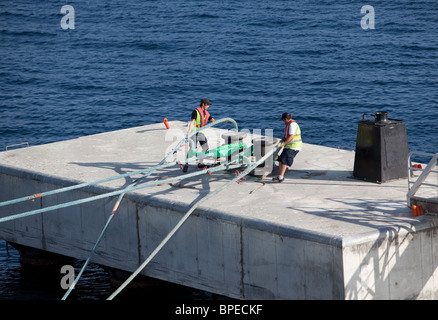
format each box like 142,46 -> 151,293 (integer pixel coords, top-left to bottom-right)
0,0 -> 437,300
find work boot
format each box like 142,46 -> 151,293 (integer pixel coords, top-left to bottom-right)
272,176 -> 284,183
182,163 -> 189,173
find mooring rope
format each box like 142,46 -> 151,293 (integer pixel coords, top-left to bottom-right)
61,159 -> 242,299
61,176 -> 144,300
0,165 -> 166,209
106,141 -> 284,300
56,118 -> 238,299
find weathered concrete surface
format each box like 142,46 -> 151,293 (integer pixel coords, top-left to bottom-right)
0,120 -> 437,299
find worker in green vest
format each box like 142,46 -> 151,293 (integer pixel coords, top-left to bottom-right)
272,112 -> 302,183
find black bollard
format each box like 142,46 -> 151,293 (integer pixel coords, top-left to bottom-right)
353,112 -> 410,183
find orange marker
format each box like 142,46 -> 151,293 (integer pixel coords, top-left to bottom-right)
412,205 -> 417,217
163,118 -> 170,129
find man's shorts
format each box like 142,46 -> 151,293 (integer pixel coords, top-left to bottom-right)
278,148 -> 299,166
191,132 -> 209,150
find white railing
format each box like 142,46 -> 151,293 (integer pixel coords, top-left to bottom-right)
407,151 -> 438,207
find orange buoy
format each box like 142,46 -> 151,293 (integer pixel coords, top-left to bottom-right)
412,205 -> 417,217
163,118 -> 170,129
417,205 -> 424,217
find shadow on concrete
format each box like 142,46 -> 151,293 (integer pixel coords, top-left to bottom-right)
290,197 -> 412,224
269,167 -> 410,191
68,160 -> 238,208
290,197 -> 437,299
135,128 -> 168,134
69,161 -> 156,188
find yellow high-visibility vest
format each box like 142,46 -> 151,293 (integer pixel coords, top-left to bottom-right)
284,121 -> 302,149
192,107 -> 210,132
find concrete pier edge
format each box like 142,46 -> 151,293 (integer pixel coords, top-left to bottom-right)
3,161 -> 437,249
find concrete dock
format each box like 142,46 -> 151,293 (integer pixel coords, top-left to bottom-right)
0,120 -> 437,300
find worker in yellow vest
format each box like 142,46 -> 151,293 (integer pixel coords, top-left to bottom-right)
272,112 -> 302,183
184,98 -> 216,171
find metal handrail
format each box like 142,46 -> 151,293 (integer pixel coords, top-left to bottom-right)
407,151 -> 438,207
5,142 -> 29,151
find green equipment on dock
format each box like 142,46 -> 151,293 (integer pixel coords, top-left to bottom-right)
186,142 -> 251,160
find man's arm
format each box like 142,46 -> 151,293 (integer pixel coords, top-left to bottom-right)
282,134 -> 294,145
187,119 -> 196,136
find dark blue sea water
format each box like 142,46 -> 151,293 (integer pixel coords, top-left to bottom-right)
0,0 -> 437,300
